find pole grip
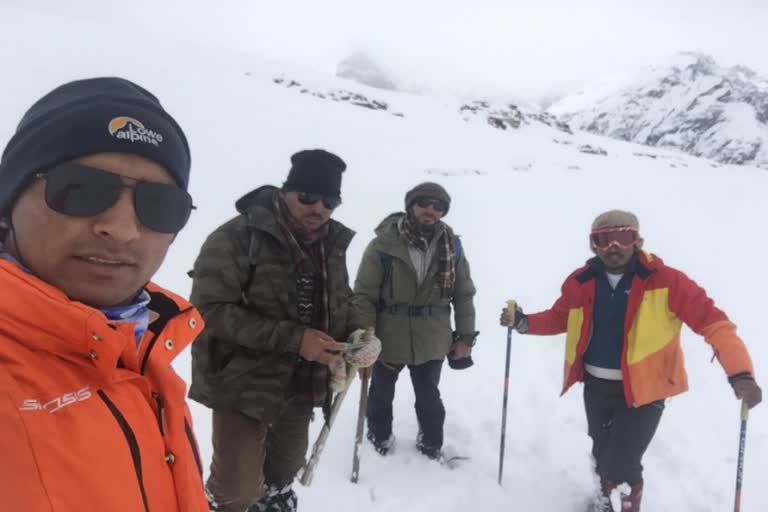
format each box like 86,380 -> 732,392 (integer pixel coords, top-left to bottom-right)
741,400 -> 749,421
506,300 -> 517,327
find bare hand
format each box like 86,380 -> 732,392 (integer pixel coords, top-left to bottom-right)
299,328 -> 347,367
449,341 -> 472,359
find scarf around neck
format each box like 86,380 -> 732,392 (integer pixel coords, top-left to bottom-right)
398,214 -> 456,297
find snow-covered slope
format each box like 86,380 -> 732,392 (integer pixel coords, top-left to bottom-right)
1,7 -> 766,511
550,52 -> 768,169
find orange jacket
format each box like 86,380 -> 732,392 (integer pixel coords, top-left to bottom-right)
0,259 -> 208,511
527,252 -> 755,406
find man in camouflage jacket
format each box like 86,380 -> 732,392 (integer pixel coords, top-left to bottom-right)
353,182 -> 477,460
189,150 -> 361,512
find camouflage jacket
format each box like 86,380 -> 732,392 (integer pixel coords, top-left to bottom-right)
352,213 -> 476,365
188,185 -> 359,422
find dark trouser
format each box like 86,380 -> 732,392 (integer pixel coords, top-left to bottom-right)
366,359 -> 445,449
584,374 -> 664,486
206,399 -> 313,512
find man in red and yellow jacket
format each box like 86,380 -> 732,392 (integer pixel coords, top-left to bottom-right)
0,78 -> 208,511
500,210 -> 761,512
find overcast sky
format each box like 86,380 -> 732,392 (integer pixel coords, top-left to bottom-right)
9,0 -> 768,101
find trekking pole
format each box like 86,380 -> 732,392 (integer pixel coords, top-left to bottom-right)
300,380 -> 352,486
350,366 -> 371,483
733,400 -> 749,512
498,299 -> 516,486
301,328 -> 378,487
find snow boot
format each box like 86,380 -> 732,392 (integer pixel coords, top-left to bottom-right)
366,430 -> 395,455
587,478 -> 616,512
415,431 -> 442,460
247,484 -> 297,512
620,481 -> 643,512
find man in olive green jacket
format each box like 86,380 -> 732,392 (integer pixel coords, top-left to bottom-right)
189,150 -> 361,512
353,182 -> 477,460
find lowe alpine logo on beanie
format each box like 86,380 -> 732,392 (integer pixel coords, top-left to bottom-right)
107,116 -> 164,147
0,76 -> 191,213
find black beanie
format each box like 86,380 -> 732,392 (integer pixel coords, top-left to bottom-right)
404,182 -> 451,215
283,149 -> 346,198
0,77 -> 191,213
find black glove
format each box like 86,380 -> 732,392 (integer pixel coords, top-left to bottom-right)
729,373 -> 762,409
448,331 -> 477,370
501,305 -> 528,333
447,354 -> 474,370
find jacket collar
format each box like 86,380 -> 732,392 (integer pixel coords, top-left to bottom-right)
575,251 -> 657,283
0,259 -> 203,378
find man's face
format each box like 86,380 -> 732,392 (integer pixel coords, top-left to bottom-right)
410,197 -> 446,226
4,153 -> 178,307
595,243 -> 636,272
281,190 -> 335,234
590,226 -> 639,273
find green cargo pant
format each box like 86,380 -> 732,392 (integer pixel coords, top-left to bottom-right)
205,399 -> 313,512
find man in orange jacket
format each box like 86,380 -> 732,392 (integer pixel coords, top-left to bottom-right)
0,78 -> 208,511
500,210 -> 761,512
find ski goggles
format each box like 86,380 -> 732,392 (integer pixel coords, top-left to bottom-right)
296,191 -> 342,210
35,162 -> 195,234
590,227 -> 639,249
414,197 -> 448,213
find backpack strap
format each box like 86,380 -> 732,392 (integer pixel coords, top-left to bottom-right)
454,237 -> 463,263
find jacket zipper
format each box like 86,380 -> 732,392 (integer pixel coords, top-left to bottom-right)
139,297 -> 193,374
98,390 -> 150,512
184,418 -> 204,477
621,275 -> 643,407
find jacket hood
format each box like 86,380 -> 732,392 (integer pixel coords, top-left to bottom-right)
234,185 -> 355,251
235,185 -> 277,214
374,211 -> 454,241
374,212 -> 405,236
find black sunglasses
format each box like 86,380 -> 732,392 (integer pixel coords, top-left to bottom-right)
414,197 -> 447,213
296,191 -> 342,210
35,162 -> 195,234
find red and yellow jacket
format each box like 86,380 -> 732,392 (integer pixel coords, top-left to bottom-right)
527,252 -> 754,406
0,260 -> 209,511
